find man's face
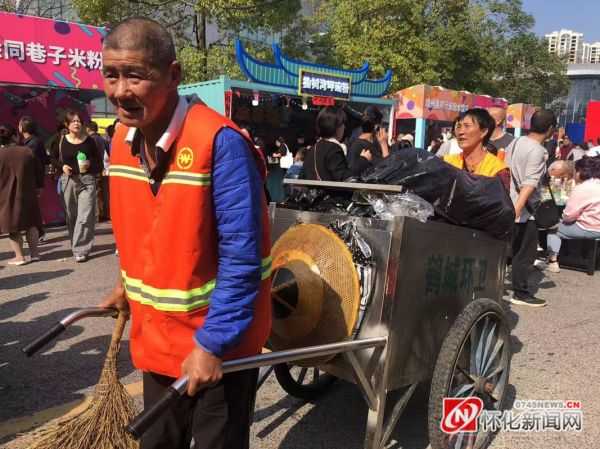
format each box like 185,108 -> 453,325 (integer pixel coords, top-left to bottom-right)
102,48 -> 180,129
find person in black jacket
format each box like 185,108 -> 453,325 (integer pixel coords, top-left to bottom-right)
347,105 -> 389,176
19,116 -> 49,166
19,116 -> 49,243
304,106 -> 371,181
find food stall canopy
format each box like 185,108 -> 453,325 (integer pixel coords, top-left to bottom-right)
234,39 -> 393,101
179,75 -> 395,117
393,84 -> 508,122
506,103 -> 538,135
392,84 -> 507,148
0,12 -> 105,90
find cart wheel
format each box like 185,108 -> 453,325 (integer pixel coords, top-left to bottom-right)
274,364 -> 336,400
428,298 -> 511,449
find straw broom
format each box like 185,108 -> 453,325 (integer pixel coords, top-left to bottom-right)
27,312 -> 138,449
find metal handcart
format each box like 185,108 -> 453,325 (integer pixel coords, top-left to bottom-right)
25,180 -> 511,449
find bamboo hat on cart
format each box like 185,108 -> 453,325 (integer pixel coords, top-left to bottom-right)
270,223 -> 361,364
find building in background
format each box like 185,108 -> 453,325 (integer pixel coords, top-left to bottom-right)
588,42 -> 600,64
546,29 -> 600,64
558,64 -> 600,126
546,29 -> 585,63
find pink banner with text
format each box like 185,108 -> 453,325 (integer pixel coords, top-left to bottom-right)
0,12 -> 105,90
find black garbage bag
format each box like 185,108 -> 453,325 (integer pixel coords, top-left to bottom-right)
361,147 -> 515,239
361,148 -> 457,205
442,170 -> 515,240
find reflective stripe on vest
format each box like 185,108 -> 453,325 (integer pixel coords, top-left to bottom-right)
110,165 -> 212,186
122,257 -> 272,312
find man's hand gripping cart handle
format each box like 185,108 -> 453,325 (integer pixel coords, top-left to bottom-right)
125,336 -> 388,439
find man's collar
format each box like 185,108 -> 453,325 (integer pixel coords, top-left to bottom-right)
125,96 -> 189,154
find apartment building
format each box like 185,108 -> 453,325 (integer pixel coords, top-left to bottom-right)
546,29 -> 585,63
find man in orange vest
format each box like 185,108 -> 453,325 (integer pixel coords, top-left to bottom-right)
99,18 -> 272,449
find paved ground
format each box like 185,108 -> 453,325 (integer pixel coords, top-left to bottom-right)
1,222 -> 599,448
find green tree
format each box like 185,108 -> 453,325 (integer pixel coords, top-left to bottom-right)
313,0 -> 568,105
72,0 -> 303,82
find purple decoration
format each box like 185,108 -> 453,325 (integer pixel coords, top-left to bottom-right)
407,100 -> 415,110
54,21 -> 71,35
507,115 -> 514,122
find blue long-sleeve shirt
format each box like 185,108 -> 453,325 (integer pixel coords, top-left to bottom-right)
193,128 -> 264,357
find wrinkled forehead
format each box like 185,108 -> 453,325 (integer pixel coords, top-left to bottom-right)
102,46 -> 155,68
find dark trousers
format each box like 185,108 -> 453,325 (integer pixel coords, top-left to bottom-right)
511,221 -> 538,299
141,369 -> 258,449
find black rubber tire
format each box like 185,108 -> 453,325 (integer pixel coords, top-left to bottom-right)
273,364 -> 336,400
428,298 -> 511,449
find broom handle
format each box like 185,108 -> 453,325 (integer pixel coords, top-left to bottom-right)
22,307 -> 118,357
126,336 -> 388,439
109,311 -> 129,348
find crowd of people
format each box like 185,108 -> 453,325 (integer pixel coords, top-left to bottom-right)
0,113 -> 114,265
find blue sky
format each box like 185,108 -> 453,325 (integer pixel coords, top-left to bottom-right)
523,0 -> 600,42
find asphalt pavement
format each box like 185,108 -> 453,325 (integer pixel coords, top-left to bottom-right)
1,222 -> 599,449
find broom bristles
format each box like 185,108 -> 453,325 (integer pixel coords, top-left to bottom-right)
26,312 -> 139,449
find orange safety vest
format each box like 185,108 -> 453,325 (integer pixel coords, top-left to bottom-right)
109,103 -> 272,378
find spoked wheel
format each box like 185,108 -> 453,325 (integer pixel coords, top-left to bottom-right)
274,364 -> 336,400
429,299 -> 511,449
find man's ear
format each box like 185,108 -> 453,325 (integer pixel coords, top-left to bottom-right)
168,60 -> 182,87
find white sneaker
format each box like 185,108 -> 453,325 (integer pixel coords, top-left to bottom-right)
534,259 -> 560,273
506,293 -> 547,308
547,261 -> 560,273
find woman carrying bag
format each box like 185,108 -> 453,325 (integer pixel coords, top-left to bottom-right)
49,111 -> 101,262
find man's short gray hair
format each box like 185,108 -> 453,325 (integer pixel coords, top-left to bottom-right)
103,17 -> 176,70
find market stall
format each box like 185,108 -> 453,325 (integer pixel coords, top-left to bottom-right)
179,40 -> 395,146
392,84 -> 508,149
506,103 -> 538,137
180,40 -> 395,201
0,12 -> 105,224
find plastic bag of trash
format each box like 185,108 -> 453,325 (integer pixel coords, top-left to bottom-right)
364,192 -> 434,223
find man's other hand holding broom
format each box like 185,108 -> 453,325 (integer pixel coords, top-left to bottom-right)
100,277 -> 129,314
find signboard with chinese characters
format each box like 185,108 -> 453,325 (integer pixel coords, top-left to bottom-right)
0,12 -> 105,90
298,70 -> 351,100
394,84 -> 508,122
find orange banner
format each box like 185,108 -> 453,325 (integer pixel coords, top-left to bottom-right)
393,84 -> 508,122
506,103 -> 538,130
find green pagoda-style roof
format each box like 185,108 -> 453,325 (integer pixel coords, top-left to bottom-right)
235,40 -> 392,98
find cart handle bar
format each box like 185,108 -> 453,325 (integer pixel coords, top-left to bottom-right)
22,307 -> 118,357
126,335 -> 388,439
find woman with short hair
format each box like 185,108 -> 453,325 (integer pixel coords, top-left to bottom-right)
303,106 -> 371,181
49,110 -> 101,262
443,108 -> 509,190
